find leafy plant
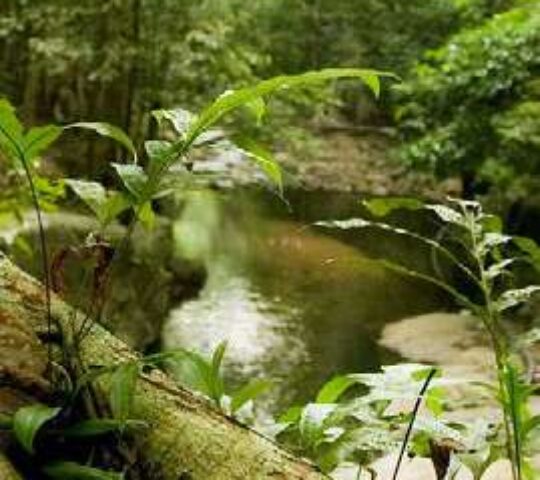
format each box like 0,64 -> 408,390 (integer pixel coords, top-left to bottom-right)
0,67 -> 387,475
317,197 -> 540,479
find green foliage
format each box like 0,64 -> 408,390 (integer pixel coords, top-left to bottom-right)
42,462 -> 123,480
147,343 -> 270,418
12,404 -> 61,454
396,2 -> 540,200
317,196 -> 540,479
276,364 -> 470,476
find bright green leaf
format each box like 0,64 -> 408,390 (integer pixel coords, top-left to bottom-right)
184,68 -> 392,146
13,404 -> 61,454
316,376 -> 357,404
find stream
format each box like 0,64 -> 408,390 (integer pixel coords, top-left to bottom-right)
162,189 -> 450,416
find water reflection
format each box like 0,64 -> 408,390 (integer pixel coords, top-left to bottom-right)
162,190 -> 447,415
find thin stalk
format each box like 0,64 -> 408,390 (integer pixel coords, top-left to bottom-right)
0,124 -> 55,376
465,207 -> 519,480
391,367 -> 437,480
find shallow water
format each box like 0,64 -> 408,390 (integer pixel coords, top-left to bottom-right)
162,189 -> 449,415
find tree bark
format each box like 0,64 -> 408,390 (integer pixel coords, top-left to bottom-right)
0,253 -> 327,480
0,453 -> 22,480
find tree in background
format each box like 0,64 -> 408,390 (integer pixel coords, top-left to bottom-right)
396,0 -> 540,204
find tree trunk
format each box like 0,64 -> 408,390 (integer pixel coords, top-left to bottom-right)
0,254 -> 327,480
0,453 -> 22,480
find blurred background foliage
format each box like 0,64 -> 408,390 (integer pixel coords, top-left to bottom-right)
0,0 -> 539,210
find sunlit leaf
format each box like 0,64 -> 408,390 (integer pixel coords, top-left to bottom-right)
496,286 -> 540,311
316,376 -> 357,404
13,404 -> 61,454
184,68 -> 392,146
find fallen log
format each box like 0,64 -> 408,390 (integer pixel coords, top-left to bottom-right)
0,253 -> 327,479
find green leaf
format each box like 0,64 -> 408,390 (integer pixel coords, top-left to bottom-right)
145,140 -> 173,177
112,163 -> 148,200
22,125 -> 62,160
496,286 -> 540,311
137,201 -> 155,230
363,197 -> 425,217
232,136 -> 283,193
316,376 -> 357,404
62,418 -> 146,438
66,179 -> 107,217
152,108 -> 194,137
67,122 -> 137,162
231,379 -> 271,413
184,68 -> 392,146
426,204 -> 464,225
109,363 -> 139,423
299,403 -> 336,448
244,97 -> 266,124
13,404 -> 61,454
210,341 -> 227,401
0,98 -> 23,142
278,406 -> 303,424
0,98 -> 24,161
43,462 -> 123,480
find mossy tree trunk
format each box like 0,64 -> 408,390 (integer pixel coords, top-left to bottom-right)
0,254 -> 327,480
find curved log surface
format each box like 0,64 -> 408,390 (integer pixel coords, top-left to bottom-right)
0,253 -> 327,479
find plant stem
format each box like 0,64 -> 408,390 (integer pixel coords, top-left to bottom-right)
391,367 -> 437,480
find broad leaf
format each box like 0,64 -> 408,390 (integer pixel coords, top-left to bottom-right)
66,179 -> 107,217
43,462 -> 123,480
184,68 -> 391,146
112,163 -> 148,200
0,99 -> 23,142
0,98 -> 24,161
299,403 -> 336,448
13,404 -> 61,454
232,136 -> 283,193
496,286 -> 540,311
152,108 -> 194,137
231,379 -> 271,413
23,125 -> 62,160
316,376 -> 357,404
67,122 -> 137,162
109,363 -> 139,423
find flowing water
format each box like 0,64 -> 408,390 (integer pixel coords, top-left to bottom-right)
162,189 -> 449,415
